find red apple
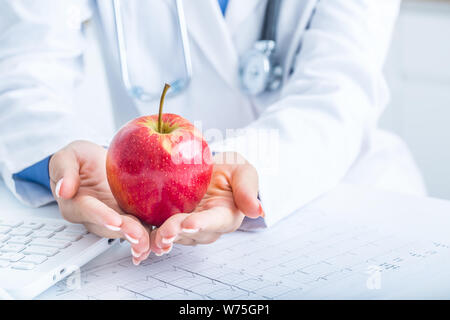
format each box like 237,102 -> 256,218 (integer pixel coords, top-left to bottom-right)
106,84 -> 213,227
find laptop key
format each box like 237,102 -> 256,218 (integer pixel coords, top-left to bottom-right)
0,235 -> 10,243
23,246 -> 59,257
0,226 -> 11,234
0,261 -> 10,268
65,225 -> 88,235
12,262 -> 35,270
32,230 -> 55,239
9,228 -> 32,236
8,236 -> 32,245
21,222 -> 44,230
22,255 -> 47,265
30,239 -> 71,249
1,244 -> 26,253
0,252 -> 24,262
53,233 -> 82,242
41,223 -> 66,232
0,220 -> 23,228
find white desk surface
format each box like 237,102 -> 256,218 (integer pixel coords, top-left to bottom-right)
2,181 -> 450,299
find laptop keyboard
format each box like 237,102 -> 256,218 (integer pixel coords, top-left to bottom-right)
0,218 -> 87,271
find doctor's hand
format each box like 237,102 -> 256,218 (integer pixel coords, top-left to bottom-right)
49,140 -> 151,265
149,152 -> 264,256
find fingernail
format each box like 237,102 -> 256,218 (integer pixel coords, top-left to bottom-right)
258,202 -> 265,218
55,178 -> 63,198
131,248 -> 141,258
105,224 -> 121,232
132,258 -> 140,266
142,250 -> 151,260
125,234 -> 139,244
163,245 -> 173,254
162,236 -> 176,244
181,228 -> 199,234
155,252 -> 163,257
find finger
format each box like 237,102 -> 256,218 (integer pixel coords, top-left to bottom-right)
181,207 -> 244,234
120,215 -> 150,256
134,246 -> 152,265
49,148 -> 80,200
177,229 -> 222,245
231,164 -> 261,219
63,196 -> 123,230
83,222 -> 123,239
192,233 -> 221,245
154,213 -> 189,249
132,246 -> 150,266
149,229 -> 165,256
175,237 -> 197,246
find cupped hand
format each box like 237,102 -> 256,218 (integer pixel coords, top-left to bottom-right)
149,152 -> 264,255
49,140 -> 151,265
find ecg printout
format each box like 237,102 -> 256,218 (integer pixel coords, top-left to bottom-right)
38,204 -> 450,300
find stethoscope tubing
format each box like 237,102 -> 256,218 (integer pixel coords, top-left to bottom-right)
111,0 -> 308,102
112,0 -> 193,102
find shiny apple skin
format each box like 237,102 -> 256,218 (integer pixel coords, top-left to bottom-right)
106,114 -> 213,227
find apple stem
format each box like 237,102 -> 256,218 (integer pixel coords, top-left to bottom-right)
158,83 -> 171,133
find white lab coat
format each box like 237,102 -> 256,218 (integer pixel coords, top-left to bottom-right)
0,0 -> 425,229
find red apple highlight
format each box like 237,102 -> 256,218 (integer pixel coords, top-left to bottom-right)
106,84 -> 213,227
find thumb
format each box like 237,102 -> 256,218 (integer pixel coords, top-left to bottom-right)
49,147 -> 81,200
231,163 -> 263,219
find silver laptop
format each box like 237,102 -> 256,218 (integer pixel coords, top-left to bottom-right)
0,207 -> 119,299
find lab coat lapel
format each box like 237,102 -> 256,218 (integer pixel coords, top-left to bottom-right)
225,0 -> 265,35
183,1 -> 238,89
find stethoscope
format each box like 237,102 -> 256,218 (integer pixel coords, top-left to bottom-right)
112,0 -> 282,102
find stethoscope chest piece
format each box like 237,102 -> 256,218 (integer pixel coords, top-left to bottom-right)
239,0 -> 283,96
239,40 -> 283,96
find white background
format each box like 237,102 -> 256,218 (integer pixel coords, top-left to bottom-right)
381,0 -> 450,200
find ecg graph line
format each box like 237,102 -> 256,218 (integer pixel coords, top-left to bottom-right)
39,210 -> 450,300
174,266 -> 264,297
116,286 -> 156,300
